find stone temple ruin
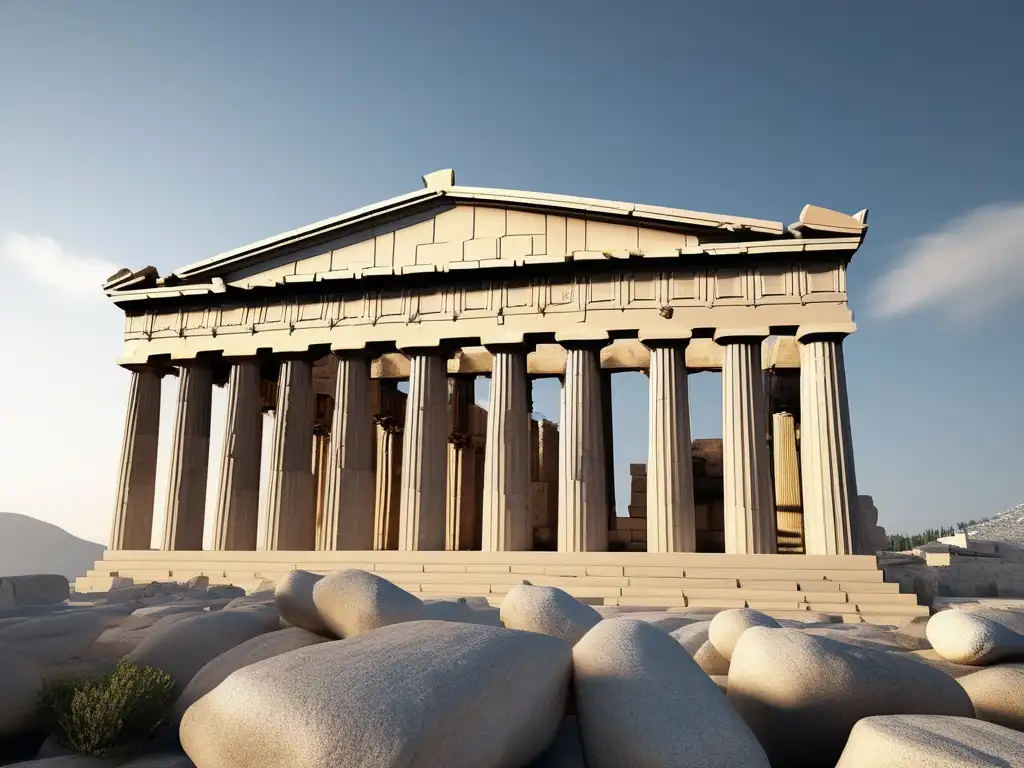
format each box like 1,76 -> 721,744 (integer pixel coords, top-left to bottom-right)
79,169 -> 924,624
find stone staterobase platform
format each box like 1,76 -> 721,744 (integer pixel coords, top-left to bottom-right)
78,551 -> 927,626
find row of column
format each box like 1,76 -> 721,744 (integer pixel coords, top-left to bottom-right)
109,333 -> 858,556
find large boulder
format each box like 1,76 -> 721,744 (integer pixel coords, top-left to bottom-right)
0,643 -> 42,738
708,608 -> 780,661
669,620 -> 711,654
500,583 -> 601,645
0,610 -> 114,667
927,609 -> 1024,665
694,640 -> 731,676
727,627 -> 974,768
958,663 -> 1024,731
801,624 -> 925,653
421,598 -> 501,626
311,569 -> 425,638
125,607 -> 279,693
174,627 -> 328,719
835,715 -> 1024,767
573,618 -> 769,768
180,620 -> 572,768
274,570 -> 328,635
0,575 -> 69,607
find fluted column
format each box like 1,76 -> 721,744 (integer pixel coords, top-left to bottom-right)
799,334 -> 858,555
557,343 -> 608,552
372,379 -> 404,551
397,351 -> 449,550
773,411 -> 804,553
719,337 -> 775,554
445,378 -> 477,551
212,361 -> 263,551
482,346 -> 531,551
162,363 -> 213,551
110,367 -> 163,550
319,353 -> 375,550
264,358 -> 316,551
645,341 -> 696,552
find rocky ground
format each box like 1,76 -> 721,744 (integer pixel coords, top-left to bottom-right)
968,502 -> 1024,546
2,571 -> 1024,767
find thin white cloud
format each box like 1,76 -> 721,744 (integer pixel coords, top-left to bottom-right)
870,202 -> 1024,321
0,231 -> 118,300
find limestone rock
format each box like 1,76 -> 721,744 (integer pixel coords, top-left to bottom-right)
0,610 -> 113,667
421,598 -> 501,626
669,620 -> 711,655
311,569 -> 425,638
180,620 -> 572,768
835,715 -> 1024,767
958,663 -> 1024,731
573,618 -> 769,768
274,570 -> 329,635
0,643 -> 42,738
905,649 -> 979,679
708,608 -> 780,661
126,607 -> 279,693
500,583 -> 601,645
0,574 -> 69,606
926,609 -> 1024,665
527,716 -> 585,768
174,627 -> 327,719
802,624 -> 920,653
132,602 -> 209,619
694,639 -> 731,675
608,611 -> 697,633
727,627 -> 974,767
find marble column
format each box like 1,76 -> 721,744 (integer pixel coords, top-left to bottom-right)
263,358 -> 316,551
110,368 -> 163,550
557,343 -> 608,552
312,427 -> 330,547
397,351 -> 448,550
720,338 -> 775,554
319,353 -> 375,550
373,425 -> 402,551
162,363 -> 213,551
799,334 -> 858,555
212,361 -> 263,551
445,377 -> 477,551
645,341 -> 697,552
482,346 -> 531,551
773,411 -> 804,553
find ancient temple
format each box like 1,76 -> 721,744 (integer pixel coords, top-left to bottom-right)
80,170 -> 924,623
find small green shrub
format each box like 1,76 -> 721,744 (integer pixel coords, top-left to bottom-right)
40,660 -> 175,757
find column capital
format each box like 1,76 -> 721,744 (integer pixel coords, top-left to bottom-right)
554,330 -> 610,352
796,322 -> 857,344
119,362 -> 174,377
639,332 -> 691,351
330,346 -> 374,361
395,341 -> 454,356
483,341 -> 534,355
713,327 -> 771,345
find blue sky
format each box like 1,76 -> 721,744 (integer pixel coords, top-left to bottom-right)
1,1 -> 1021,545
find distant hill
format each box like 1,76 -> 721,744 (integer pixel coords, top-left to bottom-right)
967,502 -> 1024,546
0,513 -> 105,580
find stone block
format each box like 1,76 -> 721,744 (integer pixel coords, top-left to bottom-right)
630,476 -> 646,493
628,504 -> 646,518
0,575 -> 70,607
629,463 -> 646,476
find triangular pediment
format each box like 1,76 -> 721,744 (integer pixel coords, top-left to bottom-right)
104,172 -> 867,301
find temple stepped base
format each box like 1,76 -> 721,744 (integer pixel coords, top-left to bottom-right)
76,550 -> 927,625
